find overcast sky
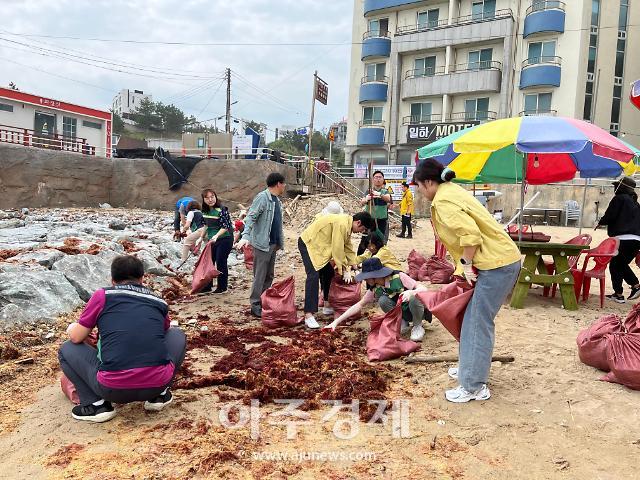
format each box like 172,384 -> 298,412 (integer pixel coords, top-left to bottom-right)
0,0 -> 354,141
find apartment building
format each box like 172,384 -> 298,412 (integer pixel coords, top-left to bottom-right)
112,89 -> 152,119
345,0 -> 640,166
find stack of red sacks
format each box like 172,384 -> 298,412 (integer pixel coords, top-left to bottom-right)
577,304 -> 640,390
407,249 -> 454,284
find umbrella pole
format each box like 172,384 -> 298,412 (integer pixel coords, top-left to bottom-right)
579,178 -> 588,234
518,150 -> 526,242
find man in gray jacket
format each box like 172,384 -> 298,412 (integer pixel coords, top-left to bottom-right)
236,172 -> 286,317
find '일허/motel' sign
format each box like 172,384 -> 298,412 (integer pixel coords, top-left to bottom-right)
407,121 -> 479,144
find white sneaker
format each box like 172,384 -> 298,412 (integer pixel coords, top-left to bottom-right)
410,324 -> 425,342
322,306 -> 335,316
448,367 -> 459,380
445,384 -> 491,403
304,316 -> 320,329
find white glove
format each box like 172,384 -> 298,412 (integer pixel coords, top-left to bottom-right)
364,194 -> 372,202
236,238 -> 248,250
342,267 -> 354,284
372,190 -> 381,198
462,261 -> 477,284
400,290 -> 416,302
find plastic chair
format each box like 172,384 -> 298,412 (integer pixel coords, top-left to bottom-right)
564,200 -> 581,226
572,238 -> 619,308
542,234 -> 592,297
506,224 -> 529,234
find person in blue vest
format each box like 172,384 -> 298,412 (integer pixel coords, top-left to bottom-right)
58,255 -> 186,423
173,196 -> 195,241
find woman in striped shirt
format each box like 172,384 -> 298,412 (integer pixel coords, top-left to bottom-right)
201,189 -> 234,293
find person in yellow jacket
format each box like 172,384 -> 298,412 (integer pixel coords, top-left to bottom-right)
355,232 -> 403,271
298,212 -> 375,329
397,182 -> 414,239
413,158 -> 521,404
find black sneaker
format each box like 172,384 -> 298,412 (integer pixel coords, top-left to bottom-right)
396,234 -> 405,238
407,235 -> 413,239
212,288 -> 228,294
629,286 -> 640,300
606,293 -> 626,304
71,401 -> 116,423
144,390 -> 173,412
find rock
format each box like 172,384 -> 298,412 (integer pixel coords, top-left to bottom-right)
99,203 -> 112,209
7,249 -> 65,268
109,220 -> 127,231
158,242 -> 183,261
0,267 -> 83,327
134,250 -> 174,276
0,219 -> 26,229
52,253 -> 112,301
0,225 -> 49,249
21,208 -> 29,215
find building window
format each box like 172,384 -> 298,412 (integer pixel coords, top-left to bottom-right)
417,9 -> 439,29
524,93 -> 552,114
527,41 -> 556,64
365,62 -> 386,82
468,48 -> 493,70
0,103 -> 13,112
368,18 -> 389,36
531,1 -> 562,12
362,106 -> 383,125
465,97 -> 490,120
83,120 -> 102,129
584,0 -> 600,121
472,0 -> 496,20
619,0 -> 629,29
591,0 -> 600,26
410,102 -> 433,123
414,56 -> 436,77
197,138 -> 205,148
610,0 -> 628,133
63,117 -> 77,138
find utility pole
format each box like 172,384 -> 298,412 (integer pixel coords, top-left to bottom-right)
308,71 -> 317,162
225,68 -> 231,134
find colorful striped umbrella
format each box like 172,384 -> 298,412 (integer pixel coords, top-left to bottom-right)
418,116 -> 636,184
632,79 -> 640,111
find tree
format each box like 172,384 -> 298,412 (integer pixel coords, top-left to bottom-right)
158,103 -> 190,134
131,97 -> 161,130
110,110 -> 125,134
244,120 -> 265,135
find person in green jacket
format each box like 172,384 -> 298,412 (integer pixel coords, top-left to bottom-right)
201,188 -> 234,294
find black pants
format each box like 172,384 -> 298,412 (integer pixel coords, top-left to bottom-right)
401,214 -> 412,237
173,207 -> 181,232
210,235 -> 233,291
298,237 -> 334,314
58,328 -> 186,406
610,239 -> 640,294
357,218 -> 388,255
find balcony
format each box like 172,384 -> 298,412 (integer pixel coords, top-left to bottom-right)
402,62 -> 502,100
402,112 -> 497,124
359,76 -> 389,103
524,1 -> 566,38
357,120 -> 385,146
361,31 -> 391,60
520,56 -> 562,89
0,124 -> 97,156
394,9 -> 514,52
518,109 -> 558,116
364,0 -> 422,16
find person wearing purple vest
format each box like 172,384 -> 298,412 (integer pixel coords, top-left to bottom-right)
59,255 -> 186,423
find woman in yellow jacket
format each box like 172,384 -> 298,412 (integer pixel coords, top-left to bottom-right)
413,159 -> 521,403
397,181 -> 414,239
298,212 -> 375,329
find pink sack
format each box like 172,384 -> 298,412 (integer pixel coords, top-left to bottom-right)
601,333 -> 640,390
191,241 -> 221,294
367,303 -> 420,361
623,303 -> 640,332
416,279 -> 474,341
243,244 -> 254,271
261,276 -> 300,329
407,249 -> 427,280
576,314 -> 624,371
425,255 -> 454,284
328,274 -> 362,317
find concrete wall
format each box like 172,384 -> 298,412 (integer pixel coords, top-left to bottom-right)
0,143 -> 295,210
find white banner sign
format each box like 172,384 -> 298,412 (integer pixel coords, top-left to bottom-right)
232,135 -> 253,155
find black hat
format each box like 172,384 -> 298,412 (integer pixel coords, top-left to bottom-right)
401,181 -> 409,187
613,176 -> 636,189
355,257 -> 394,282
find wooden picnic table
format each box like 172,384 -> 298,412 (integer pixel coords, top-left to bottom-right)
510,241 -> 590,311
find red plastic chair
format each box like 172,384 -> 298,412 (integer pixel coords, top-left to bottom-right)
506,224 -> 530,234
572,238 -> 619,308
542,234 -> 592,297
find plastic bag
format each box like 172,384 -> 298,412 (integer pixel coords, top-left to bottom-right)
407,249 -> 427,280
327,274 -> 362,317
416,278 -> 474,341
601,333 -> 640,390
243,244 -> 254,271
425,255 -> 454,284
367,303 -> 420,361
191,241 -> 221,294
576,314 -> 624,371
261,276 -> 300,329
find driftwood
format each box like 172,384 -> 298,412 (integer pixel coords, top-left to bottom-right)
405,354 -> 514,364
285,194 -> 302,218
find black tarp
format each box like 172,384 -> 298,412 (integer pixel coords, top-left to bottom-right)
153,147 -> 204,190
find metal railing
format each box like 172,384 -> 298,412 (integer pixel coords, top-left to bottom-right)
404,61 -> 501,80
526,1 -> 566,16
359,119 -> 385,127
361,75 -> 389,84
363,30 -> 390,40
404,67 -> 442,79
402,114 -> 444,125
0,124 -> 97,156
518,109 -> 558,116
522,56 -> 562,68
448,111 -> 498,121
395,8 -> 513,36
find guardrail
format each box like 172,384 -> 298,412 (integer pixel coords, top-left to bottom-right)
396,8 -> 513,36
526,1 -> 565,16
448,111 -> 498,121
358,120 -> 385,127
361,75 -> 389,84
518,110 -> 558,116
0,123 -> 97,156
404,61 -> 501,79
362,30 -> 390,40
522,56 -> 562,68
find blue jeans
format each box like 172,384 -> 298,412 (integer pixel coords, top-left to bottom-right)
459,261 -> 520,392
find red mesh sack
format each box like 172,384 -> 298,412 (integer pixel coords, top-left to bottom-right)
261,276 -> 300,329
191,241 -> 221,294
425,255 -> 454,284
60,330 -> 99,404
407,249 -> 427,280
367,303 -> 420,361
328,274 -> 362,317
601,333 -> 640,390
416,278 -> 474,341
243,244 -> 254,271
576,314 -> 624,371
623,303 -> 640,332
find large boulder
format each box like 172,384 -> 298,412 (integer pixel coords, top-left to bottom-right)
52,253 -> 112,301
0,225 -> 48,250
7,248 -> 65,268
0,265 -> 83,327
134,250 -> 174,276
